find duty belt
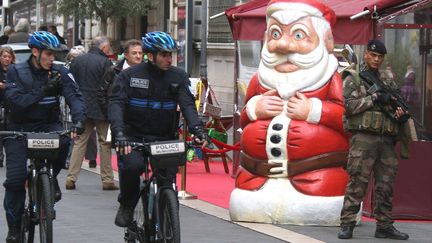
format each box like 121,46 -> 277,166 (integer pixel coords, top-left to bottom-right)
240,151 -> 348,177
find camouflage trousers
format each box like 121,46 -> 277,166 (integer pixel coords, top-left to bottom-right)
340,132 -> 399,228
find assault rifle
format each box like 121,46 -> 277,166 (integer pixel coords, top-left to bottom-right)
359,70 -> 411,123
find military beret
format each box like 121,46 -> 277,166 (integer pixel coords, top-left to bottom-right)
367,39 -> 387,54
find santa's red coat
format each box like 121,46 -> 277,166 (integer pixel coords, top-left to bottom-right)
237,72 -> 349,196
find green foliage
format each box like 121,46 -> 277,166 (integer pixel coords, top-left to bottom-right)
57,0 -> 153,20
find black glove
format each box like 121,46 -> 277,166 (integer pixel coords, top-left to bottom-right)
42,71 -> 62,96
191,126 -> 211,144
374,91 -> 392,104
71,121 -> 85,135
114,131 -> 130,148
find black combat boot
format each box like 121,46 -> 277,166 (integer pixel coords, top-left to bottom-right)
6,225 -> 20,243
338,225 -> 354,239
375,225 -> 409,240
114,204 -> 135,227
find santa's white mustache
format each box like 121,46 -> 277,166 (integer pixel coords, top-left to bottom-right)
261,42 -> 324,70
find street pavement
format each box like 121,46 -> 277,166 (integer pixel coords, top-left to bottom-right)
0,166 -> 284,243
1,165 -> 432,242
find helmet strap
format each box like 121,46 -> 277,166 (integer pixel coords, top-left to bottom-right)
34,49 -> 50,71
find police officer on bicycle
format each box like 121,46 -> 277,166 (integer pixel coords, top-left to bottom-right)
109,31 -> 208,227
3,31 -> 86,242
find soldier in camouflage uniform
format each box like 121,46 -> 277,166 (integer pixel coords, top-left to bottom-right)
338,40 -> 409,240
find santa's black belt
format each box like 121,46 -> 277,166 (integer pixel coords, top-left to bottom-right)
240,151 -> 348,177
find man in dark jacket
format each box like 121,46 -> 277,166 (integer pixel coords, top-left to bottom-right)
65,36 -> 118,191
109,31 -> 208,227
113,39 -> 143,74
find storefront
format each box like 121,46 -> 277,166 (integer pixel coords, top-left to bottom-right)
226,0 -> 432,219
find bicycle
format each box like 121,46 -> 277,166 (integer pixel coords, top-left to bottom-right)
0,130 -> 69,243
123,139 -> 189,243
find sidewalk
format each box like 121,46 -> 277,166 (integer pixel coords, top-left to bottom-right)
0,166 -> 286,243
106,156 -> 432,242
3,156 -> 429,242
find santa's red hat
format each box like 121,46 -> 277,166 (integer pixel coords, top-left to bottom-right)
267,0 -> 336,27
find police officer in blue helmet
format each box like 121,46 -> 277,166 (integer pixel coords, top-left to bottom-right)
109,31 -> 208,227
3,31 -> 86,242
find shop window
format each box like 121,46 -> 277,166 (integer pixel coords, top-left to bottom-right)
382,7 -> 432,141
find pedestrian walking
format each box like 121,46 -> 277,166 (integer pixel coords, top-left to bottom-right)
0,46 -> 15,167
0,26 -> 14,45
48,25 -> 66,45
65,36 -> 118,191
7,18 -> 30,44
63,45 -> 98,169
113,39 -> 143,74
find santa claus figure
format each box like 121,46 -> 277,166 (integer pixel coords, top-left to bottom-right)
229,0 -> 356,225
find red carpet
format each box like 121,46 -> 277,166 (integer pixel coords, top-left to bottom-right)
95,156 -> 432,223
175,160 -> 235,209
97,155 -> 235,209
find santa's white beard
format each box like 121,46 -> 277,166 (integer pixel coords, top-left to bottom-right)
258,41 -> 338,100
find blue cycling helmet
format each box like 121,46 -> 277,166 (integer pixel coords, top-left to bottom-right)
28,31 -> 63,51
142,31 -> 177,53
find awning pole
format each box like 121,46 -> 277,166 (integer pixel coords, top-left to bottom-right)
210,11 -> 225,20
350,10 -> 370,20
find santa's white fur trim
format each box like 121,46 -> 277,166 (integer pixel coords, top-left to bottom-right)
229,178 -> 362,225
266,111 -> 291,177
245,95 -> 261,121
267,3 -> 324,26
306,97 -> 322,124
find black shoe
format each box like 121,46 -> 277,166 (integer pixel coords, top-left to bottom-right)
115,204 -> 135,227
375,225 -> 409,240
6,226 -> 20,243
54,178 -> 62,202
89,160 -> 97,168
338,225 -> 354,239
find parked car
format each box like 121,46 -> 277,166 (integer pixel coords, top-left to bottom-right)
1,43 -> 68,64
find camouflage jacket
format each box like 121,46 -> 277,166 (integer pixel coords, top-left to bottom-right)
342,65 -> 400,135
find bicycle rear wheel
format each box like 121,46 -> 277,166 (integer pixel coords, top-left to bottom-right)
37,174 -> 54,243
158,189 -> 180,243
20,207 -> 35,243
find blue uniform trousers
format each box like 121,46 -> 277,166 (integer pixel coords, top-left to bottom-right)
2,122 -> 70,226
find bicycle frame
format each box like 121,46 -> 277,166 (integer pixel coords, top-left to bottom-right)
125,139 -> 186,243
0,130 -> 68,243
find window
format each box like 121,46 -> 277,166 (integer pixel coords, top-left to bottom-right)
208,0 -> 235,43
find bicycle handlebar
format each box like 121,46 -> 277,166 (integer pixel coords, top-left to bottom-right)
0,130 -> 71,138
128,140 -> 202,152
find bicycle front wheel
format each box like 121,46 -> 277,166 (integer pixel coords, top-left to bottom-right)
158,189 -> 180,243
37,174 -> 54,243
127,192 -> 151,243
20,207 -> 35,243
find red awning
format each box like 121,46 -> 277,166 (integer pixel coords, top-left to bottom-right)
225,0 -> 410,44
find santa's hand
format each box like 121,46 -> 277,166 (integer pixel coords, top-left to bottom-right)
255,89 -> 284,120
287,92 -> 311,120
